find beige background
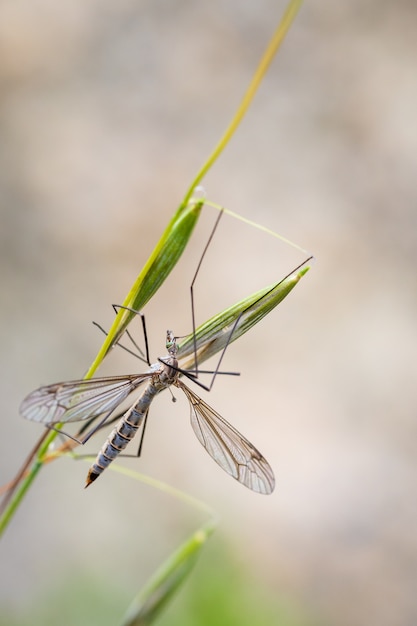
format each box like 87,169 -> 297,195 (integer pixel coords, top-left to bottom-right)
1,1 -> 416,625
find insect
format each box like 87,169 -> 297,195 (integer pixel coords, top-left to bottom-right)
20,329 -> 275,494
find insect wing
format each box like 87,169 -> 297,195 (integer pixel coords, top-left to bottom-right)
20,374 -> 151,425
178,381 -> 275,495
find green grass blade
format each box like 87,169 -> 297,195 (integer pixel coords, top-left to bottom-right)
120,519 -> 216,626
104,466 -> 218,626
185,0 -> 304,197
88,0 -> 305,379
86,200 -> 204,378
0,0 -> 305,539
178,258 -> 312,369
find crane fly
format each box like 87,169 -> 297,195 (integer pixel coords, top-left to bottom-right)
20,330 -> 275,494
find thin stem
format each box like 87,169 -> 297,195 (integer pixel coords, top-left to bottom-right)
0,0 -> 304,537
184,0 -> 304,202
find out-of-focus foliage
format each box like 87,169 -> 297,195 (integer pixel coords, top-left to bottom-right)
0,545 -> 318,626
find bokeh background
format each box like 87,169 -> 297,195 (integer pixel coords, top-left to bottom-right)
1,1 -> 417,625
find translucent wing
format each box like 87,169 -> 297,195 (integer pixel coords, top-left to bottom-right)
20,374 -> 152,424
177,381 -> 275,495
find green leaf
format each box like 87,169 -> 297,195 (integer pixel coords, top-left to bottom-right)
86,200 -> 204,378
120,520 -> 216,626
178,257 -> 312,369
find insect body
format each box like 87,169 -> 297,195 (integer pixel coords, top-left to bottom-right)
20,331 -> 275,494
86,332 -> 179,487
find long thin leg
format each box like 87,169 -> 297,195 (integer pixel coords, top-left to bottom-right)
136,409 -> 149,458
157,358 -> 239,393
188,255 -> 315,393
112,305 -> 151,366
80,409 -> 118,445
187,207 -> 242,391
41,405 -> 117,447
75,408 -> 150,461
202,256 -> 315,391
189,209 -> 224,379
75,307 -> 152,451
92,305 -> 151,365
92,321 -> 147,362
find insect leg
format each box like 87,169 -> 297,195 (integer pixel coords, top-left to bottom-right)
92,305 -> 150,365
189,208 -> 224,379
112,304 -> 151,366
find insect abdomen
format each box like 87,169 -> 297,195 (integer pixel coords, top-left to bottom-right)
85,383 -> 159,487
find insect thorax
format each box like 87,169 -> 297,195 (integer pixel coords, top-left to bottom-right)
158,356 -> 179,386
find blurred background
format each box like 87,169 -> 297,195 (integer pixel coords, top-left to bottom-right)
1,1 -> 417,625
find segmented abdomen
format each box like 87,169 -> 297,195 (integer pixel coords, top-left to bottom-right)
85,381 -> 159,487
